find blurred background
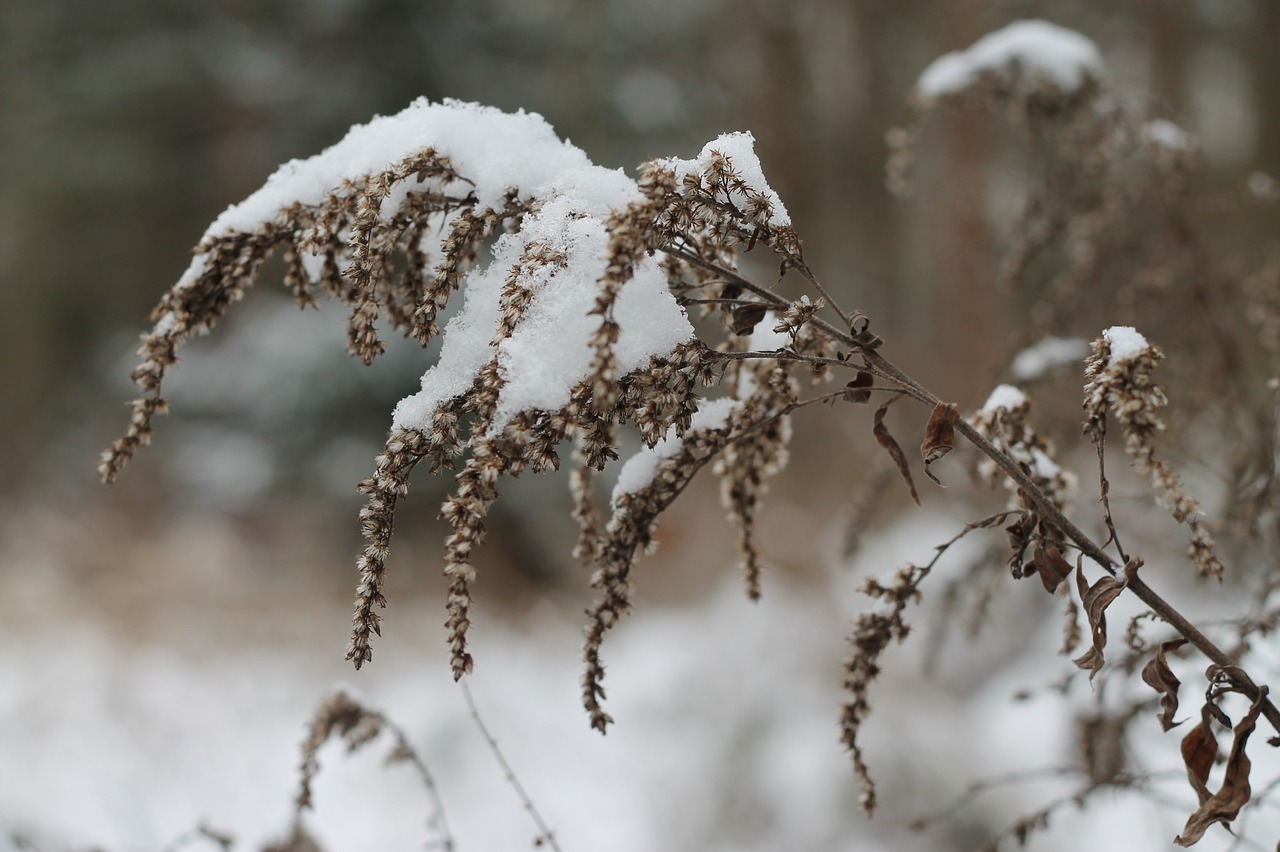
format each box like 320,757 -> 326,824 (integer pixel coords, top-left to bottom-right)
3,0 -> 1280,849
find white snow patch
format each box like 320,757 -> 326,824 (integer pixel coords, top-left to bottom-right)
747,310 -> 789,351
663,132 -> 791,227
489,205 -> 691,432
391,246 -> 511,430
1010,336 -> 1089,380
981,384 -> 1028,413
1103,326 -> 1149,364
611,398 -> 739,504
203,99 -> 605,239
1029,447 -> 1062,480
1143,119 -> 1194,151
917,20 -> 1104,99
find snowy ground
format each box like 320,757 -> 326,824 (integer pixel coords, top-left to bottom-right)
1,503 -> 1276,851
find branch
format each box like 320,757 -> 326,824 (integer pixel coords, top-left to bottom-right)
461,682 -> 564,852
675,246 -> 1280,741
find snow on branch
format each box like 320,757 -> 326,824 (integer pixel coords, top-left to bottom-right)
102,97 -> 815,710
915,19 -> 1104,100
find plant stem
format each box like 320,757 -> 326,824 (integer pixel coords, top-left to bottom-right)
864,347 -> 1280,739
671,247 -> 1280,739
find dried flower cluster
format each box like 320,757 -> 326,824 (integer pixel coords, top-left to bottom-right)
840,562 -> 928,816
291,688 -> 453,850
969,384 -> 1077,586
1083,328 -> 1224,580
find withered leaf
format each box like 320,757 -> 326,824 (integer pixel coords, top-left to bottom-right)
843,371 -> 874,404
1071,562 -> 1129,681
1141,639 -> 1188,732
873,395 -> 921,507
1030,543 -> 1072,594
1005,513 -> 1035,578
920,402 -> 960,486
731,303 -> 768,336
1175,688 -> 1267,846
1181,703 -> 1219,806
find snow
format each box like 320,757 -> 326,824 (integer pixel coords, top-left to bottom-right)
489,197 -> 692,431
1029,447 -> 1062,480
390,194 -> 694,434
206,99 -> 599,238
1102,326 -> 1149,364
156,99 -> 816,439
207,99 -> 700,434
8,498 -> 1280,850
981,383 -> 1028,413
1142,119 -> 1194,151
611,397 -> 738,503
664,132 -> 791,227
748,310 -> 790,351
916,20 -> 1104,99
1010,336 -> 1089,381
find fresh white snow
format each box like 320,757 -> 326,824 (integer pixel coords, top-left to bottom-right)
611,397 -> 739,504
916,20 -> 1104,99
1102,326 -> 1150,364
1142,119 -> 1194,151
981,383 -> 1028,413
663,132 -> 791,227
1010,336 -> 1089,381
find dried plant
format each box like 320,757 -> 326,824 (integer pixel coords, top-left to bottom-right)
291,687 -> 454,850
102,20 -> 1280,848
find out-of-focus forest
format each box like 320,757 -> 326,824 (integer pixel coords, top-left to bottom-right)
5,1 -> 1280,850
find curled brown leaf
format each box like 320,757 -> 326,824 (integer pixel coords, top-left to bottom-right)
1030,543 -> 1072,594
1141,639 -> 1188,732
920,401 -> 959,486
843,371 -> 874,404
731,303 -> 768,336
1070,560 -> 1133,681
1175,687 -> 1267,846
1180,703 -> 1219,806
873,395 -> 920,507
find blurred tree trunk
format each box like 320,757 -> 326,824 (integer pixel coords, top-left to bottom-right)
926,1 -> 998,406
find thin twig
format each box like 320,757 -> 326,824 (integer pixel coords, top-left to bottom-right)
1093,429 -> 1130,564
384,722 -> 456,850
909,765 -> 1094,831
460,682 -> 565,852
161,823 -> 234,852
793,261 -> 853,326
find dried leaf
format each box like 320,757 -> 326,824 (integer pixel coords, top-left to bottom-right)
1005,513 -> 1034,578
873,395 -> 920,507
1030,543 -> 1072,594
1141,639 -> 1188,732
921,402 -> 959,485
1175,688 -> 1267,846
1181,703 -> 1219,806
1071,562 -> 1129,680
844,371 -> 874,404
731,303 -> 768,336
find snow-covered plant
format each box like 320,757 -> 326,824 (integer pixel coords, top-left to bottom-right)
102,19 -> 1280,848
98,98 -> 835,733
